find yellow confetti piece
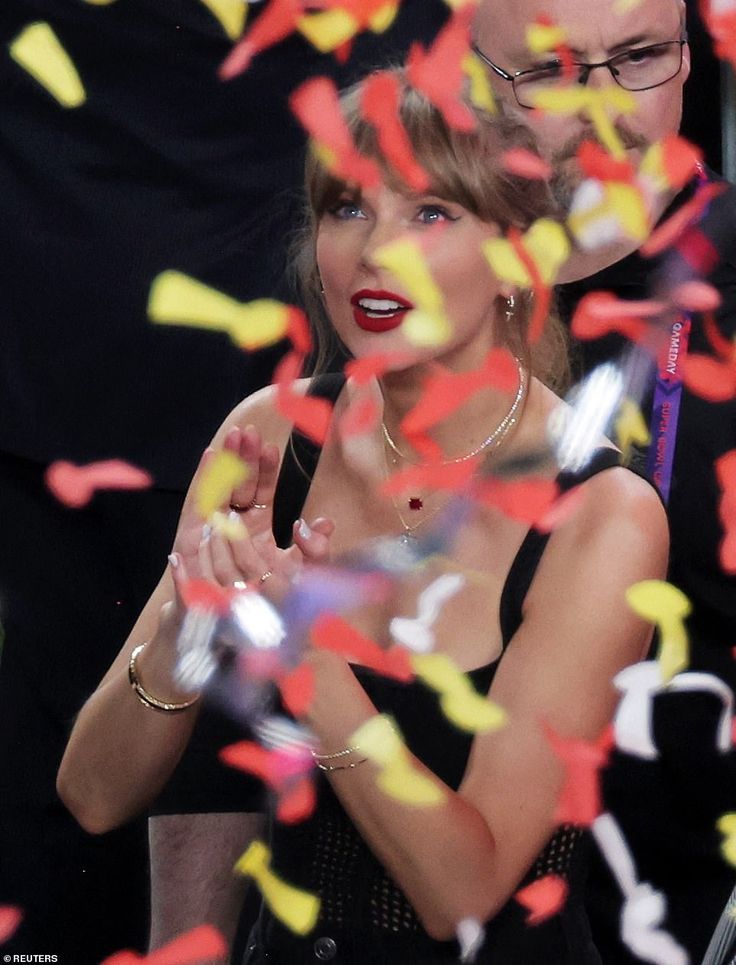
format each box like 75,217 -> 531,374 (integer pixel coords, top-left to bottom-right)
526,22 -> 567,55
626,580 -> 692,683
463,52 -> 496,114
413,653 -> 508,733
716,813 -> 736,867
10,22 -> 86,108
568,183 -> 650,249
401,309 -> 453,347
196,450 -> 249,519
368,2 -> 400,33
531,87 -> 635,159
297,10 -> 358,52
352,715 -> 445,806
82,0 -> 118,5
373,238 -> 444,316
235,840 -> 320,935
148,271 -> 291,350
210,509 -> 248,541
615,398 -> 650,462
199,0 -> 247,40
483,218 -> 570,288
614,0 -> 644,12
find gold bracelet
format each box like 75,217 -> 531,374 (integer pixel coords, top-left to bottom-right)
311,744 -> 361,761
313,758 -> 368,773
128,643 -> 200,714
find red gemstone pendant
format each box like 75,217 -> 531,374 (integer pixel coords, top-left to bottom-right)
408,496 -> 423,511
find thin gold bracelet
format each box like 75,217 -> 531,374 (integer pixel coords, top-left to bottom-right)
313,758 -> 368,772
128,643 -> 200,714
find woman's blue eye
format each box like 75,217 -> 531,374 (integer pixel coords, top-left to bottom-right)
417,205 -> 456,224
329,200 -> 365,219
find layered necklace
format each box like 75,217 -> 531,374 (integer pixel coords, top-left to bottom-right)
382,358 -> 527,543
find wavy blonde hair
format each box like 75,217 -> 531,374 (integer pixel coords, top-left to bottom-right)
292,66 -> 569,392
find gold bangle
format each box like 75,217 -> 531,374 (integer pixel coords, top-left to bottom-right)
128,643 -> 200,714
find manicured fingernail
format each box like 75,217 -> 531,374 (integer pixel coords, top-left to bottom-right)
298,518 -> 312,540
228,510 -> 241,524
201,524 -> 211,542
168,553 -> 179,568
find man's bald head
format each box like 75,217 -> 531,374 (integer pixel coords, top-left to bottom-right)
473,0 -> 690,204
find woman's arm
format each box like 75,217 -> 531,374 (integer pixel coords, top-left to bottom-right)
300,467 -> 669,940
56,387 -> 318,832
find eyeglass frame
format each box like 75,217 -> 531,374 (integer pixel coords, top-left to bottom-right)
470,33 -> 688,109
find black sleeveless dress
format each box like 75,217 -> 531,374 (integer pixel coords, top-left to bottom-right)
243,375 -> 623,964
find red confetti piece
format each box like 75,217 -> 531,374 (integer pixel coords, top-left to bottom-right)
289,76 -> 381,189
500,147 -> 553,181
641,182 -> 725,257
344,352 -> 414,384
400,349 -> 519,440
514,874 -> 569,925
535,485 -> 586,534
715,450 -> 736,574
338,392 -> 381,439
220,741 -> 315,824
179,578 -> 235,615
219,0 -> 303,79
0,906 -> 22,944
100,924 -> 227,965
361,71 -> 430,192
570,291 -> 664,343
683,354 -> 736,402
577,141 -> 635,184
287,305 -> 313,356
473,476 -> 558,525
676,226 -> 720,277
507,225 -> 552,344
279,662 -> 316,718
382,459 -> 477,497
543,722 -> 612,827
660,134 -> 703,190
406,4 -> 477,132
274,351 -> 334,445
45,459 -> 152,508
311,613 -> 414,681
703,311 -> 735,361
670,280 -> 722,313
277,775 -> 316,823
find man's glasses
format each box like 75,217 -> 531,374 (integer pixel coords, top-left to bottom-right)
471,35 -> 688,110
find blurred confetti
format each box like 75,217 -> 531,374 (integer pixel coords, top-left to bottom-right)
200,0 -> 247,39
195,450 -> 249,519
148,271 -> 294,350
10,22 -> 86,107
412,652 -> 507,733
45,459 -> 152,508
100,923 -> 228,965
351,714 -> 446,805
625,580 -> 691,682
235,840 -> 320,934
514,874 -> 569,925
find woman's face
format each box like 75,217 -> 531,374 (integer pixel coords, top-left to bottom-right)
316,182 -> 509,371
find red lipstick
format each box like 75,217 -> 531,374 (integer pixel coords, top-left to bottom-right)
350,289 -> 413,333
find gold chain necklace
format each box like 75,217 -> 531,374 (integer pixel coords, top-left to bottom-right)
382,359 -> 527,531
381,357 -> 526,467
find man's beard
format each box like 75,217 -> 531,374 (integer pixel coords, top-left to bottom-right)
548,123 -> 650,210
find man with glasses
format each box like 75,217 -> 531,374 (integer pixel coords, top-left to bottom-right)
473,0 -> 736,961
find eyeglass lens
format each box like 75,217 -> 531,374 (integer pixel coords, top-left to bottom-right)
513,42 -> 684,107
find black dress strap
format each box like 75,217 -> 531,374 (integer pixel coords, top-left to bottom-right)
272,372 -> 346,548
499,448 -> 623,645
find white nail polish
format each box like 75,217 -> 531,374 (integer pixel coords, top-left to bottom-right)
298,518 -> 312,540
228,510 -> 241,524
168,553 -> 179,568
201,524 -> 211,542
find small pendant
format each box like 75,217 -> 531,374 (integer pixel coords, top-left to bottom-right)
408,496 -> 423,511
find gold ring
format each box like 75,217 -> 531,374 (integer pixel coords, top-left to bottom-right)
259,570 -> 273,585
229,498 -> 268,513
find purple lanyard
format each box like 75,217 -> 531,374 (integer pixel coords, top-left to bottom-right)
646,314 -> 691,503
